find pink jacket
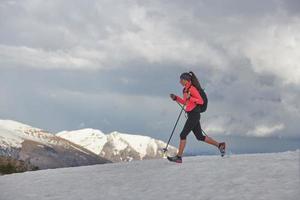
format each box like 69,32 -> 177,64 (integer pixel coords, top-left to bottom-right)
175,81 -> 204,112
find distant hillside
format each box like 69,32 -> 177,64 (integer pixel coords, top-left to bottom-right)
0,156 -> 38,175
0,120 -> 111,170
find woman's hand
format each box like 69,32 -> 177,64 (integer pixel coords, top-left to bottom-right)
170,94 -> 177,101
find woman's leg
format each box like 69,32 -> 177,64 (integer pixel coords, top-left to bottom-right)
177,111 -> 199,157
177,139 -> 186,157
204,136 -> 219,147
193,120 -> 219,147
204,135 -> 226,156
192,116 -> 226,156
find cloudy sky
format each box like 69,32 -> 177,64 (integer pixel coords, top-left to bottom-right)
0,0 -> 300,145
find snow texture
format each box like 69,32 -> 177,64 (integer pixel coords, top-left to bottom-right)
110,131 -> 158,157
57,129 -> 171,159
0,127 -> 24,148
57,129 -> 107,154
0,151 -> 299,200
0,120 -> 60,148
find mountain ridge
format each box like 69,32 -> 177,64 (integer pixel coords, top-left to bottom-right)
0,119 -> 110,170
57,128 -> 177,162
0,119 -> 177,168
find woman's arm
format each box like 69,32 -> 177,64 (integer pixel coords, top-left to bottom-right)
175,95 -> 186,105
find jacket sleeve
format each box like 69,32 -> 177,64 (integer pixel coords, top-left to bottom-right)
189,87 -> 204,105
175,95 -> 186,105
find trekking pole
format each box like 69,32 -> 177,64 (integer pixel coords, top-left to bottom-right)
163,103 -> 185,154
175,102 -> 208,137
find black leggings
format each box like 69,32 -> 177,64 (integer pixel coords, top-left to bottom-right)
180,110 -> 206,141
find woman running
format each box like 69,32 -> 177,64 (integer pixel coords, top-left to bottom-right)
168,71 -> 226,163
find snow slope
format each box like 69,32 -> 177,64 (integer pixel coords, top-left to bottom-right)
0,120 -> 110,169
57,129 -> 107,154
0,119 -> 73,149
109,131 -> 159,157
0,151 -> 299,200
0,127 -> 23,149
57,129 -> 177,161
107,131 -> 171,158
0,120 -> 57,148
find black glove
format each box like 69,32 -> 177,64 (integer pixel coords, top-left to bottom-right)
170,94 -> 177,101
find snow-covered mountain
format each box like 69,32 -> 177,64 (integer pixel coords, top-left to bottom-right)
0,151 -> 298,200
56,129 -> 107,155
0,120 -> 110,169
56,129 -> 177,162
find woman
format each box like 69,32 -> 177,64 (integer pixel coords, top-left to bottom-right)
168,71 -> 226,163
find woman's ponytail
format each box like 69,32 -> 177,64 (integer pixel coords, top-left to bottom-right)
189,71 -> 202,90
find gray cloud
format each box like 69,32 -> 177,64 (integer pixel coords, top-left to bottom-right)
0,0 -> 299,140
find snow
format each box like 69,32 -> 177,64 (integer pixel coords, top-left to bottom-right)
0,119 -> 59,146
107,132 -> 128,151
0,119 -> 175,163
0,120 -> 34,131
110,131 -> 157,158
57,129 -> 107,154
0,119 -> 44,148
57,129 -> 169,158
57,129 -> 160,157
0,127 -> 24,148
0,151 -> 299,200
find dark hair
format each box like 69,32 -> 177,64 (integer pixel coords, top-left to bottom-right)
180,72 -> 192,81
189,71 -> 202,90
